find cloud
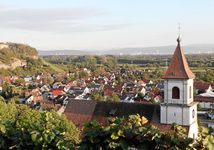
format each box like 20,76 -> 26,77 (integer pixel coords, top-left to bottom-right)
0,6 -> 130,33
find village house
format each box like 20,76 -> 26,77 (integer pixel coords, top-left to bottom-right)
193,81 -> 214,110
194,81 -> 213,94
50,89 -> 65,99
24,88 -> 43,105
194,96 -> 214,110
23,76 -> 33,84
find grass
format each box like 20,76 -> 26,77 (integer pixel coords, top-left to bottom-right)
41,59 -> 65,72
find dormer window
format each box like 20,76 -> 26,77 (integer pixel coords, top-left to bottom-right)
172,87 -> 180,99
170,72 -> 176,76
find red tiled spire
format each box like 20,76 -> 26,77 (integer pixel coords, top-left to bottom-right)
162,37 -> 195,79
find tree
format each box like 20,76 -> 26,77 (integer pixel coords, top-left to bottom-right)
2,82 -> 17,99
194,126 -> 214,149
54,75 -> 65,83
107,92 -> 120,102
80,114 -> 213,150
0,96 -> 5,102
90,91 -> 104,101
43,76 -> 54,85
78,71 -> 89,79
83,56 -> 97,69
0,101 -> 80,149
137,92 -> 144,99
93,67 -> 105,77
104,56 -> 117,70
14,78 -> 26,86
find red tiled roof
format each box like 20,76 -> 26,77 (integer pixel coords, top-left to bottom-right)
65,100 -> 158,128
143,80 -> 151,84
194,81 -> 211,91
65,100 -> 191,134
104,88 -> 114,96
138,80 -> 146,86
33,96 -> 43,102
85,80 -> 92,84
65,113 -> 93,128
151,122 -> 189,133
194,96 -> 214,102
51,89 -> 63,97
162,38 -> 195,79
114,84 -> 123,93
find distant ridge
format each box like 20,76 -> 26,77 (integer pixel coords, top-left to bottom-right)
38,44 -> 214,56
39,50 -> 93,56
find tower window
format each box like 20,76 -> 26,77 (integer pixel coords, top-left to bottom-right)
192,109 -> 195,118
189,86 -> 192,98
172,87 -> 180,99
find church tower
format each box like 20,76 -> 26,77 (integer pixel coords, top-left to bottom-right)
160,37 -> 198,139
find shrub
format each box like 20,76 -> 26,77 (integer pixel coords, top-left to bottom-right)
0,101 -> 80,150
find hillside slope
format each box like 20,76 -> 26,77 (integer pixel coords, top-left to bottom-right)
0,42 -> 65,75
0,42 -> 38,69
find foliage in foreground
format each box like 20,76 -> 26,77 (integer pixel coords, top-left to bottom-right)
0,98 -> 213,150
80,114 -> 213,150
0,99 -> 80,150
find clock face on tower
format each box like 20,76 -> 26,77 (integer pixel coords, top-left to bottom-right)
192,109 -> 195,118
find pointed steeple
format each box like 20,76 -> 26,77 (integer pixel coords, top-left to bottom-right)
162,37 -> 195,79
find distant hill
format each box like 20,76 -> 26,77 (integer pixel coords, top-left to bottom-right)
103,44 -> 214,55
0,42 -> 38,69
39,50 -> 92,56
38,44 -> 214,56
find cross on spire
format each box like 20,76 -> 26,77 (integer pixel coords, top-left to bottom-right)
177,23 -> 181,43
178,23 -> 181,37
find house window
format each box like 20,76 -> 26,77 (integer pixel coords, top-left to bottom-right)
189,86 -> 192,98
172,87 -> 180,99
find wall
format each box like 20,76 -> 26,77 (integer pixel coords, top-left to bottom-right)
188,121 -> 198,139
164,79 -> 193,105
160,103 -> 197,126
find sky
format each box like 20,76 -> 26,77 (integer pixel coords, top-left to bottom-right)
0,0 -> 214,50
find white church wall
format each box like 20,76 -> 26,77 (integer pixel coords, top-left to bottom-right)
167,79 -> 184,104
166,106 -> 182,124
161,105 -> 183,125
160,105 -> 166,123
188,121 -> 198,139
164,79 -> 193,105
188,104 -> 197,125
161,103 -> 197,126
186,79 -> 194,104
